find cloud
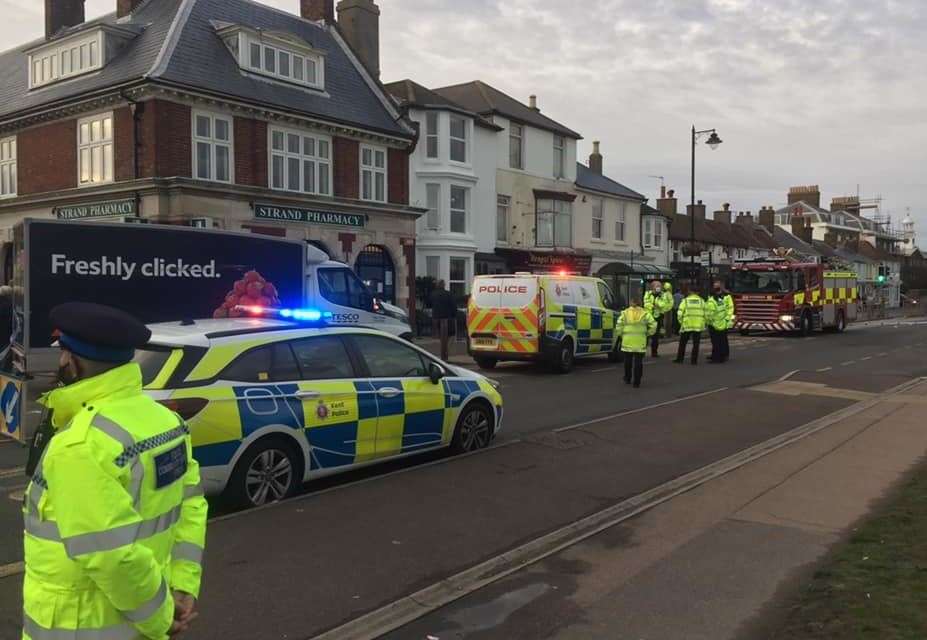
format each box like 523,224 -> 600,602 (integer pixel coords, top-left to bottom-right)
4,0 -> 925,231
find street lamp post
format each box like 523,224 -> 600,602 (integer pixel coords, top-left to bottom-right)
689,126 -> 723,278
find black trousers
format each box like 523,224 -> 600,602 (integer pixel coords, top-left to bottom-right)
709,329 -> 730,362
676,331 -> 701,364
623,352 -> 644,386
649,315 -> 662,355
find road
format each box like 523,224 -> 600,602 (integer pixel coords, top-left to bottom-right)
0,319 -> 925,638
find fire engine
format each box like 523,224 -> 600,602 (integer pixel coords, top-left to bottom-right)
730,259 -> 858,335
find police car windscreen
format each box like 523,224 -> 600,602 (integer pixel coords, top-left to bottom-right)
472,278 -> 537,309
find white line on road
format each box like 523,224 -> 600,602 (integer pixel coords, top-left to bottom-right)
860,356 -> 873,361
817,367 -> 833,372
877,353 -> 888,357
841,361 -> 856,366
0,562 -> 23,579
554,388 -> 728,433
0,467 -> 24,479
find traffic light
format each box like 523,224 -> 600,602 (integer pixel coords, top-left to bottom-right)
877,274 -> 887,285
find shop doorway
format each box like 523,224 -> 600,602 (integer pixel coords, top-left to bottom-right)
355,244 -> 396,303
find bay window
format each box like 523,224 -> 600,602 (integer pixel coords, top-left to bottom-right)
425,183 -> 440,230
360,145 -> 387,202
537,199 -> 572,248
192,111 -> 232,183
449,257 -> 469,302
425,112 -> 439,159
450,185 -> 468,234
269,127 -> 331,195
449,116 -> 468,163
78,112 -> 113,186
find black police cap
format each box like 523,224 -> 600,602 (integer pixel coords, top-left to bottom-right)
50,302 -> 152,351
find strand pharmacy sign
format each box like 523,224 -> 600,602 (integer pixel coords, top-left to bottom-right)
254,204 -> 367,229
55,199 -> 137,221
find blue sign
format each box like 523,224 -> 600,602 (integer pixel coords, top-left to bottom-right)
1,381 -> 21,435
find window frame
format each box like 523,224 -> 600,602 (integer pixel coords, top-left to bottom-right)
496,195 -> 511,244
360,144 -> 388,203
591,197 -> 604,240
616,203 -> 626,242
347,334 -> 432,379
76,111 -> 114,188
509,122 -> 524,170
653,218 -> 663,249
449,257 -> 470,302
288,335 -> 357,381
29,29 -> 104,89
536,198 -> 572,248
449,185 -> 468,234
268,125 -> 332,196
448,115 -> 469,164
317,267 -> 375,312
218,341 -> 302,384
425,111 -> 439,160
0,137 -> 17,199
643,218 -> 654,248
425,183 -> 441,230
553,134 -> 566,178
192,110 -> 234,184
240,32 -> 325,90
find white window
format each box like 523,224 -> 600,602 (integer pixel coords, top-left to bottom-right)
497,195 -> 510,243
425,183 -> 440,230
591,198 -> 603,240
509,122 -> 524,169
616,203 -> 626,241
643,218 -> 653,248
426,256 -> 441,280
449,257 -> 469,301
193,111 -> 233,183
360,145 -> 387,202
654,219 -> 663,248
77,113 -> 113,186
644,218 -> 663,249
242,33 -> 324,89
269,127 -> 331,195
450,185 -> 468,234
537,199 -> 572,248
29,30 -> 104,89
553,135 -> 566,178
0,137 -> 16,198
449,116 -> 468,163
425,112 -> 439,159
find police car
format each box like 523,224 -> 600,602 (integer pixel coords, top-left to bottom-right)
135,311 -> 503,508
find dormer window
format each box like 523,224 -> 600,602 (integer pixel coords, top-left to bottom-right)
29,30 -> 102,88
218,24 -> 325,91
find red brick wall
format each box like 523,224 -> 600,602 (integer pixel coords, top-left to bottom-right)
234,117 -> 268,188
18,119 -> 77,195
388,147 -> 409,205
114,106 -> 135,182
154,101 -> 191,178
333,137 -> 359,199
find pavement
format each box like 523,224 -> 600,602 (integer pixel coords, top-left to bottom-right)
0,320 -> 925,638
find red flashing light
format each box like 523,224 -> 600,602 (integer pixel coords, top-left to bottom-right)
558,269 -> 568,277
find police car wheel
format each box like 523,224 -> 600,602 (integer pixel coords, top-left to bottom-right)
451,403 -> 493,454
228,438 -> 301,508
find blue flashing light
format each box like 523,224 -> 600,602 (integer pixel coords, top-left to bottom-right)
234,305 -> 331,325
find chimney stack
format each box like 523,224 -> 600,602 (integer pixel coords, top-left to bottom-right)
45,0 -> 85,39
687,200 -> 707,221
529,95 -> 538,111
589,141 -> 603,175
758,206 -> 775,234
337,0 -> 380,78
736,211 -> 755,226
788,185 -> 821,209
302,0 -> 335,22
660,185 -> 667,199
713,202 -> 732,225
657,188 -> 678,217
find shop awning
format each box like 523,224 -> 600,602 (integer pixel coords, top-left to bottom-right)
596,262 -> 675,277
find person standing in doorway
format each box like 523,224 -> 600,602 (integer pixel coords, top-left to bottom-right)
675,284 -> 707,365
617,295 -> 657,388
430,280 -> 456,361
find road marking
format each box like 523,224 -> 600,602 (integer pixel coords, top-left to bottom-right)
877,353 -> 888,357
841,361 -> 856,366
751,381 -> 874,401
554,388 -> 728,433
860,356 -> 873,361
0,562 -> 23,579
0,467 -> 24,479
310,376 -> 924,640
817,367 -> 833,372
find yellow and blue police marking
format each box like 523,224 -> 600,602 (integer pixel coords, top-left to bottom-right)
547,305 -> 617,355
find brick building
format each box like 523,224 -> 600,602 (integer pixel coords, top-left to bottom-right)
0,0 -> 422,309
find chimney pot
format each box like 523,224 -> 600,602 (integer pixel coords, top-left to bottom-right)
667,189 -> 675,198
529,95 -> 538,111
660,185 -> 667,199
337,0 -> 380,78
302,0 -> 335,22
46,0 -> 85,39
722,202 -> 731,212
588,140 -> 603,175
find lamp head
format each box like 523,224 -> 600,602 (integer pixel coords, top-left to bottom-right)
706,131 -> 723,150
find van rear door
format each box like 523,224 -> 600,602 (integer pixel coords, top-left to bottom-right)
468,277 -> 539,354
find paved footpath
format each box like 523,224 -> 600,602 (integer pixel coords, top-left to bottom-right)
388,376 -> 927,640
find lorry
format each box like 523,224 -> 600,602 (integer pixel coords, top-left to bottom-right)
730,258 -> 858,336
0,219 -> 412,442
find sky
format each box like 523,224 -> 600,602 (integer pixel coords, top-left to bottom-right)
3,0 -> 926,233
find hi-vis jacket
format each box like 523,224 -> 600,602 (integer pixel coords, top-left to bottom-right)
23,364 -> 207,640
643,286 -> 673,319
723,293 -> 735,329
617,306 -> 657,353
706,295 -> 732,331
677,294 -> 708,333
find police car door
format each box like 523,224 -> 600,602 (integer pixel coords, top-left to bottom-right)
348,334 -> 446,458
286,335 -> 379,472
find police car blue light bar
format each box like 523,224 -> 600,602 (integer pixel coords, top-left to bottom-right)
235,305 -> 332,323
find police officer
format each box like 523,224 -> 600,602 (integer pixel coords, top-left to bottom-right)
618,295 -> 657,387
643,280 -> 673,357
720,281 -> 735,362
706,285 -> 729,363
674,284 -> 707,365
23,303 -> 207,640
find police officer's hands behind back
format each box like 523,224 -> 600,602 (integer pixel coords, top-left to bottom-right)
170,591 -> 198,636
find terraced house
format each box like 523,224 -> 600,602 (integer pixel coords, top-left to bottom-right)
0,0 -> 421,309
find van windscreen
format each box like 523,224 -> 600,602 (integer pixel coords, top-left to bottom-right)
471,278 -> 537,309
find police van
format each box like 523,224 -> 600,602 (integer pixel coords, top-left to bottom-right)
467,273 -> 621,373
